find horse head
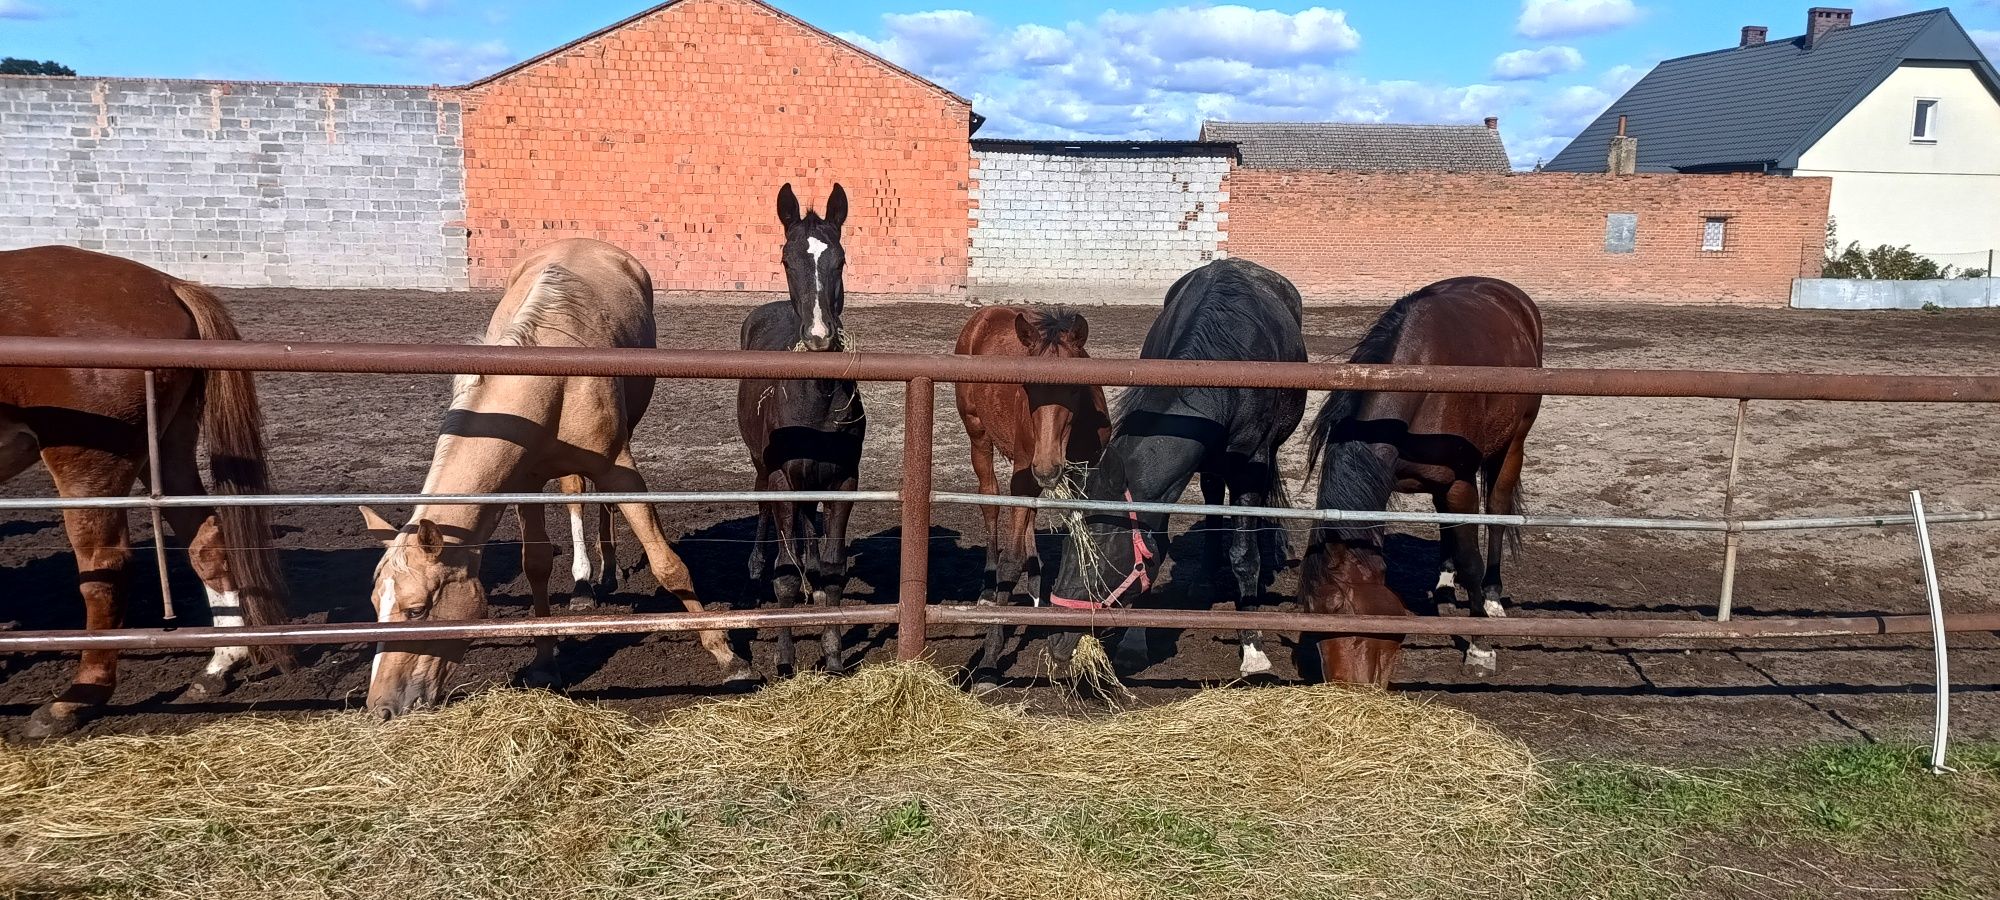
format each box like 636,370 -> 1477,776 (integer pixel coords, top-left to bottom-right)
358,507 -> 487,718
776,182 -> 848,352
1015,307 -> 1096,490
1046,452 -> 1162,609
1297,536 -> 1407,686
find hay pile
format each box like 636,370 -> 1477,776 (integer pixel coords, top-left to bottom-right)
0,666 -> 1606,900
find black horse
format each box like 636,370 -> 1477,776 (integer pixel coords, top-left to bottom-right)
736,182 -> 866,674
1047,258 -> 1307,677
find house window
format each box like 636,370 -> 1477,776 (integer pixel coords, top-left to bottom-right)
1912,98 -> 1939,142
1604,213 -> 1637,254
1702,217 -> 1727,251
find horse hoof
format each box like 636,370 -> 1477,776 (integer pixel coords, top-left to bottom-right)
516,663 -> 563,691
1461,648 -> 1499,677
23,703 -> 86,740
722,662 -> 760,684
1238,647 -> 1274,678
970,679 -> 1001,697
568,595 -> 599,612
184,670 -> 235,700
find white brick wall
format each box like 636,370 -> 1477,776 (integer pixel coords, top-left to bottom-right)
970,147 -> 1231,303
0,77 -> 467,289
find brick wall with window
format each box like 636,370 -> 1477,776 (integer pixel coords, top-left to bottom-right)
1222,171 -> 1830,304
459,0 -> 975,295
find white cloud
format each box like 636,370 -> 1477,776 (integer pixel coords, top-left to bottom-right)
1516,0 -> 1641,39
1972,29 -> 2000,62
1491,46 -> 1584,80
0,0 -> 47,19
1098,6 -> 1360,65
356,35 -> 513,83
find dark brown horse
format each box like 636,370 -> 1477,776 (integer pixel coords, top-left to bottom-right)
953,305 -> 1109,687
1301,276 -> 1542,686
0,246 -> 292,737
738,183 -> 866,675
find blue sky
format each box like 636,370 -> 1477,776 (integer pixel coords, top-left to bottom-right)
5,0 -> 1998,167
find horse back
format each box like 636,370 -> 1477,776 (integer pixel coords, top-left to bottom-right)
0,246 -> 210,415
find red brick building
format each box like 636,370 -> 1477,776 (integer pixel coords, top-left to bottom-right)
457,0 -> 977,295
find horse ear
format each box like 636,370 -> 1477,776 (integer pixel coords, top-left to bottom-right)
1069,313 -> 1089,347
777,183 -> 801,229
359,506 -> 400,547
1013,311 -> 1039,348
825,183 -> 848,229
413,518 -> 447,560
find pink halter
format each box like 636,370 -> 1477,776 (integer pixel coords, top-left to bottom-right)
1050,491 -> 1153,610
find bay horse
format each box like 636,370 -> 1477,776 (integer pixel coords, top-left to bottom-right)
358,238 -> 748,718
1047,258 -> 1306,677
0,245 -> 292,738
738,182 -> 866,675
1301,276 -> 1542,685
953,305 -> 1109,687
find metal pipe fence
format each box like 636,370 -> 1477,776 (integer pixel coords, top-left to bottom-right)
1,336 -> 1997,669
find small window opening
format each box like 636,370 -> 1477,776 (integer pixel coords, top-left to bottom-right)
1702,217 -> 1727,252
1912,98 -> 1939,142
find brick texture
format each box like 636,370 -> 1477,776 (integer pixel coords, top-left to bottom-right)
970,146 -> 1229,303
460,0 -> 973,295
1224,171 -> 1831,305
0,76 -> 466,289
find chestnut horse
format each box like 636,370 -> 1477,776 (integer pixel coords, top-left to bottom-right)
1301,276 -> 1542,686
953,306 -> 1108,687
738,183 -> 866,675
359,238 -> 747,718
0,245 -> 292,737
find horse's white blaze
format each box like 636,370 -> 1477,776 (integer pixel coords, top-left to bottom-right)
569,507 -> 592,583
1240,643 -> 1273,676
1483,599 -> 1507,618
201,586 -> 249,675
1435,569 -> 1457,591
806,236 -> 830,340
370,575 -> 396,684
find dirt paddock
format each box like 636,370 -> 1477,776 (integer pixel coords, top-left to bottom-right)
3,291 -> 1998,760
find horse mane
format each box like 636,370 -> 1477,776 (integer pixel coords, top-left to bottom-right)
1305,288 -> 1421,476
1026,306 -> 1084,355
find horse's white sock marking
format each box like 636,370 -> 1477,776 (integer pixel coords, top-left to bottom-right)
1240,643 -> 1272,676
569,507 -> 592,583
806,237 -> 830,341
370,575 -> 396,684
1483,599 -> 1507,618
1465,644 -> 1498,672
1435,569 -> 1457,591
201,586 -> 249,675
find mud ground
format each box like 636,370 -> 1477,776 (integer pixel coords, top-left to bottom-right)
4,291 -> 1999,762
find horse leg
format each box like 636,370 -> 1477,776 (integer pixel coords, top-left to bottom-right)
27,447 -> 139,739
1228,472 -> 1273,678
769,489 -> 807,675
1432,493 -> 1461,610
595,501 -> 618,596
968,436 -> 1003,604
601,449 -> 751,680
516,502 -> 562,689
1482,433 -> 1529,616
1442,479 -> 1497,675
817,491 -> 856,675
751,488 -> 793,677
558,475 -> 600,611
149,415 -> 257,698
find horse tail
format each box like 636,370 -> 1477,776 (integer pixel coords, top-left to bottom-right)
1264,454 -> 1295,564
172,280 -> 295,670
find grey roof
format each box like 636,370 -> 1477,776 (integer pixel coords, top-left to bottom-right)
1544,8 -> 2000,173
1197,121 -> 1511,172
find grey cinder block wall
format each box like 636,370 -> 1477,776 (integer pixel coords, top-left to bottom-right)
969,141 -> 1233,304
0,76 -> 468,289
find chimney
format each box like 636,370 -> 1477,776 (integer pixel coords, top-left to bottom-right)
1483,116 -> 1498,130
1606,114 -> 1638,175
1740,25 -> 1767,47
1805,7 -> 1851,48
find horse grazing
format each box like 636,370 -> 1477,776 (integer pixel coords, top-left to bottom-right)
1047,259 -> 1306,677
359,238 -> 748,718
1301,276 -> 1543,685
953,306 -> 1109,686
0,246 -> 292,737
738,182 -> 866,675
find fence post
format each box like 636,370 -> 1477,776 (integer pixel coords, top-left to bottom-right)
1716,400 -> 1749,621
142,370 -> 176,624
897,377 -> 935,661
1911,490 -> 1954,775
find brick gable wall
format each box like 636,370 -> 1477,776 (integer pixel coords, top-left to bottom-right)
459,0 -> 973,295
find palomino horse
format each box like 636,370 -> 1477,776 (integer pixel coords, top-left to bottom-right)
737,183 -> 866,675
1047,259 -> 1306,677
953,306 -> 1107,687
1302,276 -> 1542,685
359,238 -> 748,718
0,245 -> 291,737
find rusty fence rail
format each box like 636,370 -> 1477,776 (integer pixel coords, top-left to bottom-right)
0,336 -> 1998,662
